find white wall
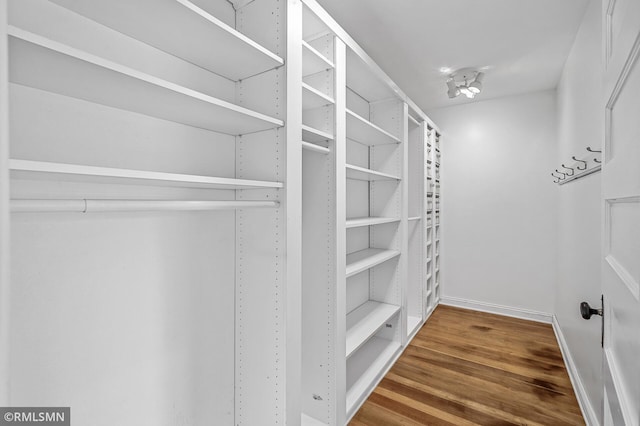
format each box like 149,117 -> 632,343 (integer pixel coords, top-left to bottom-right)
428,90 -> 558,317
555,0 -> 603,423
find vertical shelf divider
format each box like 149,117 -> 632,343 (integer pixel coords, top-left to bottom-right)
334,36 -> 348,426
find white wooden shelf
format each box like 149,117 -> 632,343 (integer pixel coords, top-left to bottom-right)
408,216 -> 421,221
408,115 -> 420,126
346,109 -> 401,146
301,414 -> 328,426
302,83 -> 335,110
346,337 -> 401,416
346,248 -> 400,278
346,301 -> 400,358
11,199 -> 279,213
302,40 -> 334,77
9,28 -> 283,136
50,0 -> 283,81
302,125 -> 334,143
10,159 -> 283,190
346,217 -> 400,229
302,141 -> 330,154
407,315 -> 422,336
346,164 -> 401,181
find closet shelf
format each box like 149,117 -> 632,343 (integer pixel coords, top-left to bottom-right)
407,315 -> 422,336
346,109 -> 401,146
50,0 -> 283,81
9,28 -> 283,136
302,83 -> 335,110
301,414 -> 328,426
302,141 -> 330,154
408,115 -> 420,126
302,40 -> 334,76
11,199 -> 279,213
302,125 -> 334,143
346,248 -> 400,278
10,159 -> 283,190
408,216 -> 421,221
346,164 -> 401,181
346,337 -> 401,415
346,217 -> 400,228
346,301 -> 400,358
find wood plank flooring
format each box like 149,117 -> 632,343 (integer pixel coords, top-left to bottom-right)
350,305 -> 585,425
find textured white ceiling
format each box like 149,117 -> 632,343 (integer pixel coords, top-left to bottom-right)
315,0 -> 591,112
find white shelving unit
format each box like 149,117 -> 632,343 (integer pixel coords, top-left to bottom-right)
1,1 -> 442,425
4,1 -> 291,426
298,1 -> 442,424
406,109 -> 426,340
342,37 -> 406,421
424,126 -> 442,315
433,131 -> 443,303
300,4 -> 340,425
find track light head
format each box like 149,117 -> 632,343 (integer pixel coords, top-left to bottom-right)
446,79 -> 460,98
468,72 -> 484,94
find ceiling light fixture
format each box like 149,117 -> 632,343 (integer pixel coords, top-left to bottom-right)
446,69 -> 484,100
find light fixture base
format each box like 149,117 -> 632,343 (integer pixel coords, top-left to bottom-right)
450,67 -> 479,84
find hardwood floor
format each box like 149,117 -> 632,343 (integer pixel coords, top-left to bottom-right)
350,305 -> 585,425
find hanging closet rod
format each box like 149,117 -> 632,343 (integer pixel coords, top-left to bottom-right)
11,199 -> 279,213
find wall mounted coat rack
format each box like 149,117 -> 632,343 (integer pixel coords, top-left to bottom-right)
552,147 -> 601,185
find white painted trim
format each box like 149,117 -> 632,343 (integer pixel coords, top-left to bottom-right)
552,316 -> 600,426
604,348 -> 637,426
440,296 -> 552,324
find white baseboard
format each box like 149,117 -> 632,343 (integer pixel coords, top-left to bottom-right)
552,316 -> 600,426
439,296 -> 552,323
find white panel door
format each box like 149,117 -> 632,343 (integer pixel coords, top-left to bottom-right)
602,0 -> 640,424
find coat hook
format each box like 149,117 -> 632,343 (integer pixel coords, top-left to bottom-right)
572,156 -> 587,170
594,158 -> 601,164
586,147 -> 602,153
551,173 -> 561,183
555,169 -> 567,179
561,164 -> 575,176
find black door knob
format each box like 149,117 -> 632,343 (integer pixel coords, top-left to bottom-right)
580,301 -> 603,320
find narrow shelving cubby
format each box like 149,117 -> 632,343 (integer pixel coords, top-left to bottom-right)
406,110 -> 425,339
343,46 -> 404,420
300,3 -> 339,425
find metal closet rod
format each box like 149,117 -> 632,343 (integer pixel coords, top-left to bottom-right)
11,199 -> 279,213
